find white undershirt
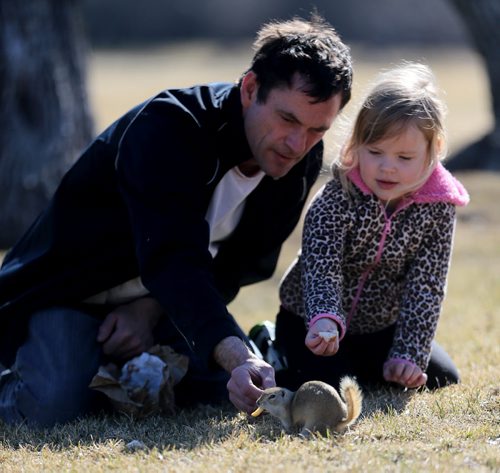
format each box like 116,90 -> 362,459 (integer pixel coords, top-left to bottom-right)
85,166 -> 265,304
206,166 -> 264,257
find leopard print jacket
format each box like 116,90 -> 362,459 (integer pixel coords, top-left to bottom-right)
279,163 -> 469,370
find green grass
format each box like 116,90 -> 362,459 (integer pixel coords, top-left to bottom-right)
1,44 -> 499,472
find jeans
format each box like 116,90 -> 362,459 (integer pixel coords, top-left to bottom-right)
0,307 -> 105,427
0,305 -> 231,428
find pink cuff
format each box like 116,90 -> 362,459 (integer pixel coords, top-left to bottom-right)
308,313 -> 346,340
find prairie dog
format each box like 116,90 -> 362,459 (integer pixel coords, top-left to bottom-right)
252,377 -> 362,436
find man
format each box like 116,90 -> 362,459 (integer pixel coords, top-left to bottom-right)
0,15 -> 352,427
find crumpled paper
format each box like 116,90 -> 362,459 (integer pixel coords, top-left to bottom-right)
89,345 -> 189,418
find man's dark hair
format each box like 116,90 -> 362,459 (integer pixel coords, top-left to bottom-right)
247,14 -> 353,108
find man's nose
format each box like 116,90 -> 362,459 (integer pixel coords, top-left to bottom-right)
285,129 -> 307,156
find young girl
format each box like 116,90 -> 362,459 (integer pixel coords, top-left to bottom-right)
271,63 -> 469,391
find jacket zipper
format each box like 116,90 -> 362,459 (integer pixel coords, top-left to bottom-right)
345,199 -> 412,329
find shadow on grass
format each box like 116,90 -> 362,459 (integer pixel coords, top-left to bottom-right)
360,383 -> 416,418
0,385 -> 416,451
0,405 -> 244,451
0,401 -> 286,452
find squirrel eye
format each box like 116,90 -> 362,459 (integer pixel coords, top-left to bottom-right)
269,394 -> 276,400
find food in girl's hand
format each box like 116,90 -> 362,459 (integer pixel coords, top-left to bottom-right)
318,330 -> 338,342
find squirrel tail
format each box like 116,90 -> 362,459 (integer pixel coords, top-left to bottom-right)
336,376 -> 363,431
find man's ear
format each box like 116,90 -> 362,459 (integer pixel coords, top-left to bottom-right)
240,71 -> 258,108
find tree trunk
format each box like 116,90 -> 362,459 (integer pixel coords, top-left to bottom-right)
447,0 -> 500,171
0,0 -> 93,248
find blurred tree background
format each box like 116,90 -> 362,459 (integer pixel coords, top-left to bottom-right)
81,0 -> 467,46
0,1 -> 92,247
0,0 -> 498,248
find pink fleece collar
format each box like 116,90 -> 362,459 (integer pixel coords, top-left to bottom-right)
346,163 -> 469,207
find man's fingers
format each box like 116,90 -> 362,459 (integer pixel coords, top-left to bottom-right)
226,359 -> 276,413
103,332 -> 145,358
227,375 -> 261,413
103,342 -> 131,358
97,313 -> 116,342
260,370 -> 276,390
101,333 -> 119,356
102,327 -> 131,356
228,387 -> 256,414
228,391 -> 255,414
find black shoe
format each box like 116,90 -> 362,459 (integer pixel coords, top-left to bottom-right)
249,321 -> 287,371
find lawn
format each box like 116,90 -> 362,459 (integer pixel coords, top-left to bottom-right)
0,43 -> 498,472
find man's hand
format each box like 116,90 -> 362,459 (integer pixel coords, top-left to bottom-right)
97,297 -> 163,360
383,359 -> 427,389
227,358 -> 276,414
305,318 -> 339,356
213,336 -> 275,414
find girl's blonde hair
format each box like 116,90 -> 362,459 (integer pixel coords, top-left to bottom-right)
337,62 -> 447,194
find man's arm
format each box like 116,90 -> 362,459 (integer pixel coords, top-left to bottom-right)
213,336 -> 275,413
115,101 -> 242,371
95,295 -> 275,414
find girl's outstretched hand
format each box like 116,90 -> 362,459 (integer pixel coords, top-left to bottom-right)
383,359 -> 428,388
305,318 -> 340,356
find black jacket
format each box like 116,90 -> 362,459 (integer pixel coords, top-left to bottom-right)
0,82 -> 322,368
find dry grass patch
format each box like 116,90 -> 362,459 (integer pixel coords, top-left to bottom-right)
1,383 -> 498,472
